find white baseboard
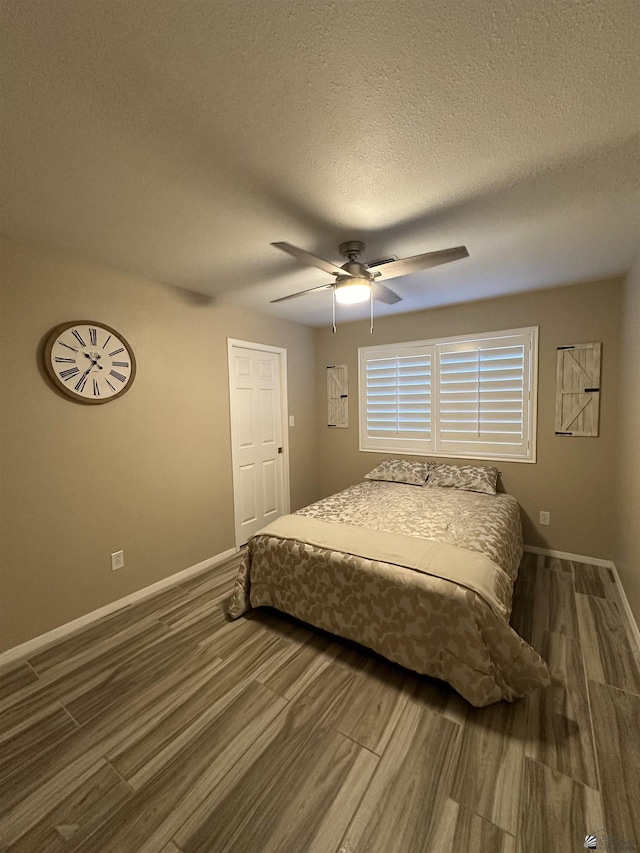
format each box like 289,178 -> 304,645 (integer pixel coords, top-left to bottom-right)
0,547 -> 239,669
524,545 -> 640,656
523,545 -> 612,568
608,561 -> 640,660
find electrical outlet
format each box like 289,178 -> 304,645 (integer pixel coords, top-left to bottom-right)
111,550 -> 125,571
539,511 -> 551,526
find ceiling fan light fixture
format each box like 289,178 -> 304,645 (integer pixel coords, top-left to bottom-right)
334,280 -> 371,304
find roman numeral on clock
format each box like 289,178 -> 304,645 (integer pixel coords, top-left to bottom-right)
75,373 -> 89,392
93,378 -> 100,396
72,329 -> 87,347
59,342 -> 78,353
89,327 -> 97,346
108,347 -> 125,357
54,357 -> 76,364
111,361 -> 129,368
60,367 -> 80,381
109,369 -> 127,383
106,379 -> 116,392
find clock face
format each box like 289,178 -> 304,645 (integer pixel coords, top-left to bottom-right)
44,321 -> 136,404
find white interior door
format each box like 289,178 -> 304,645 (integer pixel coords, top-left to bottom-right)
228,341 -> 289,547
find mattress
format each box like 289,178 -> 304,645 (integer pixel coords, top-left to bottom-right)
228,480 -> 550,706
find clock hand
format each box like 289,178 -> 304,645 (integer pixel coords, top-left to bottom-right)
82,353 -> 103,370
79,360 -> 102,381
72,364 -> 94,391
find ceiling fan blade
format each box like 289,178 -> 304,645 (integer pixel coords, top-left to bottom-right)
369,246 -> 469,281
372,282 -> 402,304
271,242 -> 352,278
270,283 -> 334,303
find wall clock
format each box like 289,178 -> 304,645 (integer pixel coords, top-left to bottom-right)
44,321 -> 136,404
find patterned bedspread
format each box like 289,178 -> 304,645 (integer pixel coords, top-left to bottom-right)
228,481 -> 549,706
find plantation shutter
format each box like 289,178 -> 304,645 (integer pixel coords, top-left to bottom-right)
327,364 -> 348,428
555,343 -> 601,436
362,347 -> 433,452
436,334 -> 531,458
359,327 -> 537,461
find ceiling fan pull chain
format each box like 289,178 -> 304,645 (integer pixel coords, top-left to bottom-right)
370,287 -> 374,334
332,288 -> 336,334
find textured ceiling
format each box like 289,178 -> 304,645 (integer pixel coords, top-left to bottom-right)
1,0 -> 639,325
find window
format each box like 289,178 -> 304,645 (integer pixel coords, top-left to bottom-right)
359,327 -> 538,463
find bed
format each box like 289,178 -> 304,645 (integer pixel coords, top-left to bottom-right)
228,463 -> 550,706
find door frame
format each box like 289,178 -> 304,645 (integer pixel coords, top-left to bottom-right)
227,338 -> 291,549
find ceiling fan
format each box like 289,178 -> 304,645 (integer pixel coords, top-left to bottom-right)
270,240 -> 469,331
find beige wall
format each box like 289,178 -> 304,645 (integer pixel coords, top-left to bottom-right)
615,256 -> 640,624
315,278 -> 623,560
0,236 -> 319,652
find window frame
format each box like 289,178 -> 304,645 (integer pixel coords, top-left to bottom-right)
358,326 -> 538,464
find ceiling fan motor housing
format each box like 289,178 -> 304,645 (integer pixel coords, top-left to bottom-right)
339,260 -> 370,281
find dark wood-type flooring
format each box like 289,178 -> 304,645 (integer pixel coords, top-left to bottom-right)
0,552 -> 639,852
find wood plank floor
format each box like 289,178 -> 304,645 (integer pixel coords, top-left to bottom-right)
0,552 -> 639,853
